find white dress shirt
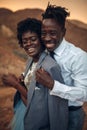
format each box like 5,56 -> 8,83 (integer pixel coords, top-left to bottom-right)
50,38 -> 87,106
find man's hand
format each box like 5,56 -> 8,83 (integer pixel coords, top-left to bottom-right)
36,68 -> 54,90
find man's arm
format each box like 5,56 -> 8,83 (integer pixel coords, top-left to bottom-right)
36,67 -> 87,102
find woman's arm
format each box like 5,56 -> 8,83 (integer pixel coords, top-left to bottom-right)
2,73 -> 27,99
21,94 -> 27,106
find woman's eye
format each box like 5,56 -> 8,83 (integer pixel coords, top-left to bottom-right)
31,37 -> 37,41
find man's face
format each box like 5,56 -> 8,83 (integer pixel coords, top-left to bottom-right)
41,18 -> 65,52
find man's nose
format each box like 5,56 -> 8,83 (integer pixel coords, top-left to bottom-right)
44,34 -> 51,41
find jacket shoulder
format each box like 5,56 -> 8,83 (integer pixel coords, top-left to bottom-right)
42,55 -> 60,72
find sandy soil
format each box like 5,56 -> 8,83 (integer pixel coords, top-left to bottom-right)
0,87 -> 87,130
0,87 -> 15,130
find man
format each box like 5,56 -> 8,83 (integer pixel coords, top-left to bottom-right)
36,3 -> 87,130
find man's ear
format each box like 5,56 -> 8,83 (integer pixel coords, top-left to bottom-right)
62,28 -> 66,37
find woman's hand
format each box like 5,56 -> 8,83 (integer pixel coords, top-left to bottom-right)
2,73 -> 19,88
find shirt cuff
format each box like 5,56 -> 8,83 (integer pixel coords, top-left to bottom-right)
50,80 -> 70,97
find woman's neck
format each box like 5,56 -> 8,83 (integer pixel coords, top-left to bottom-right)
33,51 -> 43,62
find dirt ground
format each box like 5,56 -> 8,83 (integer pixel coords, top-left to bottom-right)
0,87 -> 87,130
0,87 -> 15,130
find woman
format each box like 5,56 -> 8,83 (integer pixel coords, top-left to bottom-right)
2,18 -> 68,130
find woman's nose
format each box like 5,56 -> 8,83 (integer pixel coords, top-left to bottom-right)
23,40 -> 32,47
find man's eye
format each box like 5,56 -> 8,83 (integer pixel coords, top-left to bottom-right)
50,32 -> 57,36
41,32 -> 46,36
41,31 -> 57,37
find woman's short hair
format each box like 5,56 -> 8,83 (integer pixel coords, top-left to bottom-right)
17,18 -> 44,49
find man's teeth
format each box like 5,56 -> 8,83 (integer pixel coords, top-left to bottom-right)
28,48 -> 34,51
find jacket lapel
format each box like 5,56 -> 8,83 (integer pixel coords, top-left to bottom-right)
25,52 -> 47,114
36,52 -> 47,70
23,58 -> 33,78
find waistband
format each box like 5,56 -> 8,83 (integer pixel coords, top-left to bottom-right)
69,106 -> 82,111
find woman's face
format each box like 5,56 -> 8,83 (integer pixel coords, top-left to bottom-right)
22,31 -> 41,60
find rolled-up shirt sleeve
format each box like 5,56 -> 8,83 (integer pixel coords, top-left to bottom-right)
50,51 -> 87,102
50,80 -> 87,102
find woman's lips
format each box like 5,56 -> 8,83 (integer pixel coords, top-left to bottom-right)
27,47 -> 35,53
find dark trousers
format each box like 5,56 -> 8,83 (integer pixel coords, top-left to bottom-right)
68,107 -> 85,130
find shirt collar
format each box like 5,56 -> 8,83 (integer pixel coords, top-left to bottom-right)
54,38 -> 67,57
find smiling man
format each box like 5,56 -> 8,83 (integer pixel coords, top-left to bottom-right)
36,3 -> 87,130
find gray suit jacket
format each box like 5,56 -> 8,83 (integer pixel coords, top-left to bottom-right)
24,52 -> 68,130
